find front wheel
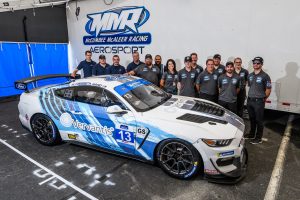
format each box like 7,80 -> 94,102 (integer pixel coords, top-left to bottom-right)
156,139 -> 202,179
31,114 -> 61,146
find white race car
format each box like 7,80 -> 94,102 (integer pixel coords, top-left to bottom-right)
15,74 -> 247,183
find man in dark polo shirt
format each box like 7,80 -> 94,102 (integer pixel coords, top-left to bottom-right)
213,54 -> 226,76
245,57 -> 272,144
196,59 -> 219,103
218,61 -> 240,114
234,57 -> 249,117
107,55 -> 126,74
154,55 -> 165,76
190,52 -> 203,74
72,50 -> 96,78
126,51 -> 144,72
177,56 -> 198,97
92,54 -> 110,76
128,54 -> 160,85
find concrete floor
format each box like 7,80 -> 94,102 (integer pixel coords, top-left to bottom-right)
0,100 -> 299,200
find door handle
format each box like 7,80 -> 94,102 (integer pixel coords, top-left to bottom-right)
70,110 -> 82,115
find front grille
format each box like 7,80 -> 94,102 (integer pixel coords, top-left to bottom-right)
176,113 -> 227,124
191,100 -> 224,116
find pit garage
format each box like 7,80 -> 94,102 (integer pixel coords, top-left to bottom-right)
1,1 -> 300,200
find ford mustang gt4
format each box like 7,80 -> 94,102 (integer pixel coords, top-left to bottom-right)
15,74 -> 247,183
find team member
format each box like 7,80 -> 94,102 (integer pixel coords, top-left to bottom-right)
154,55 -> 165,76
107,55 -> 126,74
213,54 -> 226,76
71,50 -> 96,78
196,59 -> 219,103
92,54 -> 110,76
177,56 -> 197,97
128,54 -> 160,85
245,57 -> 272,144
126,51 -> 144,72
190,52 -> 203,74
160,59 -> 178,95
218,61 -> 240,114
234,57 -> 249,117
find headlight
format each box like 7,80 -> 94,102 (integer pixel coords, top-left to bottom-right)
201,139 -> 233,147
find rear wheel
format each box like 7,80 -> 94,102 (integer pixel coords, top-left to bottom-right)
156,139 -> 202,179
31,114 -> 61,146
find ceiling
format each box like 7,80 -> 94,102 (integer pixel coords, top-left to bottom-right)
0,0 -> 70,12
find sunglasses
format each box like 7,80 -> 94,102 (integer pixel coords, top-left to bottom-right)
253,62 -> 261,65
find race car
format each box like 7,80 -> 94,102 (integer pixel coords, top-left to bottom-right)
15,74 -> 247,183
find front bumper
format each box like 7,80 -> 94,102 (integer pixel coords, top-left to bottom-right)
205,147 -> 248,184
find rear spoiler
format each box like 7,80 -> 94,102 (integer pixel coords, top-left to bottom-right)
15,74 -> 80,92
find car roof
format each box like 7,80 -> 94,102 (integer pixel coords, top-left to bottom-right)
69,75 -> 141,90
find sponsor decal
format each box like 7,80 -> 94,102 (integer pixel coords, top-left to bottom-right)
84,6 -> 151,54
256,76 -> 262,83
72,82 -> 107,88
60,113 -> 114,136
120,125 -> 129,130
222,79 -> 228,84
15,82 -> 27,90
204,169 -> 219,175
232,78 -> 237,84
218,150 -> 234,157
204,75 -> 210,81
184,162 -> 198,178
213,74 -> 218,80
68,133 -> 78,140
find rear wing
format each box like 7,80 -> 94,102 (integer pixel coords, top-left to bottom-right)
15,74 -> 80,92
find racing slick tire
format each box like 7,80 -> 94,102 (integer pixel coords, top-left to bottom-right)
156,139 -> 203,179
30,114 -> 62,146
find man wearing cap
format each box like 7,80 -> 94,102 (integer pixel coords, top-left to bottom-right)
71,50 -> 96,78
213,54 -> 226,76
190,53 -> 203,74
218,61 -> 240,114
196,59 -> 219,103
245,57 -> 272,144
177,56 -> 198,97
107,55 -> 126,74
234,57 -> 249,117
92,54 -> 110,76
126,51 -> 144,72
128,54 -> 160,86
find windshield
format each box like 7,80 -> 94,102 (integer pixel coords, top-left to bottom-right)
120,83 -> 172,112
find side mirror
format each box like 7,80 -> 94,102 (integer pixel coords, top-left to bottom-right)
107,105 -> 127,115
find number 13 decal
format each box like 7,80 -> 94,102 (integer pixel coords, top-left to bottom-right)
118,130 -> 134,143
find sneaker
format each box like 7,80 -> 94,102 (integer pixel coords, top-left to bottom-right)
244,134 -> 255,139
250,139 -> 263,144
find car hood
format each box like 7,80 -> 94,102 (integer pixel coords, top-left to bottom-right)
140,95 -> 245,140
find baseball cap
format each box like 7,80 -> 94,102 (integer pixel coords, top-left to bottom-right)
99,54 -> 106,59
252,56 -> 264,64
145,54 -> 152,59
184,56 -> 192,62
226,61 -> 234,67
213,54 -> 221,59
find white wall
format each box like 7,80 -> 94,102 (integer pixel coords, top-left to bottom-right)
67,0 -> 300,112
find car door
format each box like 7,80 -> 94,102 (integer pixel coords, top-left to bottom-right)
73,86 -> 137,155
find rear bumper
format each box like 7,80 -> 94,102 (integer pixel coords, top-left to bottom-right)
205,148 -> 248,184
